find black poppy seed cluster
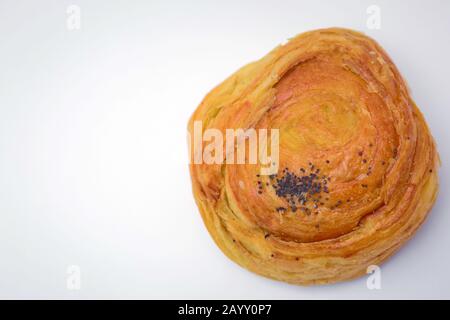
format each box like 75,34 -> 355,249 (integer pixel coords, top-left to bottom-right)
257,162 -> 331,214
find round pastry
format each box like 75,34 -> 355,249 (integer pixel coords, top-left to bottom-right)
188,28 -> 439,285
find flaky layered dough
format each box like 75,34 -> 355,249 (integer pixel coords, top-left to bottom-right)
188,28 -> 439,285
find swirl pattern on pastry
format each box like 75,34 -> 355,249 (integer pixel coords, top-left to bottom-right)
188,28 -> 439,285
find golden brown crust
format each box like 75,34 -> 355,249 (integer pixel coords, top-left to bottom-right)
188,28 -> 439,285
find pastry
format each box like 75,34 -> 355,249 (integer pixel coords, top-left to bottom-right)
188,28 -> 439,285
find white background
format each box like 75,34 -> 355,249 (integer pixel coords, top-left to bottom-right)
0,0 -> 449,299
